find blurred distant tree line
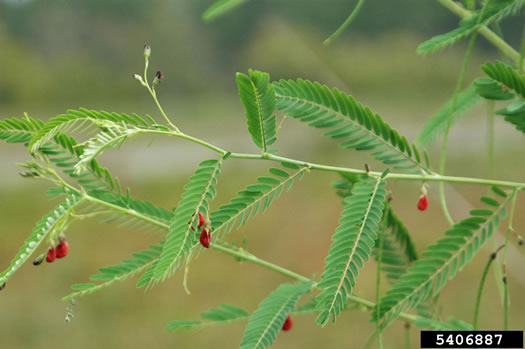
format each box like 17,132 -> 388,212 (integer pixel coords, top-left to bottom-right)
0,0 -> 522,107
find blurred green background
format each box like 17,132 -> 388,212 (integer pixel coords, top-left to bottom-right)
1,0 -> 524,348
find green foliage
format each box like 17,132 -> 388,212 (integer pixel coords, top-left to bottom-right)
481,61 -> 525,99
152,159 -> 223,283
497,100 -> 525,134
374,208 -> 418,283
274,79 -> 429,174
167,304 -> 250,331
0,195 -> 82,286
416,84 -> 481,147
236,70 -> 277,152
63,243 -> 163,301
29,108 -> 154,153
316,175 -> 387,326
372,190 -> 512,329
474,78 -> 515,100
39,134 -> 122,193
240,281 -> 311,349
210,164 -> 307,241
202,0 -> 249,22
417,0 -> 524,54
334,172 -> 418,282
0,115 -> 43,144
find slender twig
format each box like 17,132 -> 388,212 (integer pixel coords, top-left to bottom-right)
211,243 -> 419,324
375,208 -> 389,349
473,252 -> 497,329
323,0 -> 366,46
405,323 -> 411,349
437,0 -> 522,69
131,127 -> 525,189
501,188 -> 519,330
518,26 -> 525,74
439,0 -> 492,226
487,100 -> 495,178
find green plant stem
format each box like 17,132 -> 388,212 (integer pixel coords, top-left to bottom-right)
487,100 -> 495,178
501,188 -> 519,330
473,254 -> 496,329
437,0 -> 522,69
405,323 -> 411,349
142,56 -> 180,133
376,209 -> 388,349
211,243 -> 419,324
503,280 -> 509,330
323,0 -> 366,46
518,26 -> 525,74
438,0 -> 491,226
132,128 -> 525,189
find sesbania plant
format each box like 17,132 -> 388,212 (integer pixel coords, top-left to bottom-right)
1,1 -> 525,347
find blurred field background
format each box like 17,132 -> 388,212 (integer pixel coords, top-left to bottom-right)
0,0 -> 524,348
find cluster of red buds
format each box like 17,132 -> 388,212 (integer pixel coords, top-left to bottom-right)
33,237 -> 70,266
190,212 -> 211,248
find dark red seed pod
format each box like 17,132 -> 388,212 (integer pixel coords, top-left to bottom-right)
282,315 -> 293,331
46,247 -> 57,263
56,240 -> 69,259
417,195 -> 428,211
199,228 -> 210,248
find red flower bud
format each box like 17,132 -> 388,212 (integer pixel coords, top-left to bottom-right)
282,315 -> 293,331
56,239 -> 69,259
199,228 -> 211,248
189,212 -> 206,231
46,247 -> 57,263
418,195 -> 428,211
198,212 -> 205,230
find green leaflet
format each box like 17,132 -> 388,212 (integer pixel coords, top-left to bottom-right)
210,165 -> 307,241
39,134 -> 122,193
202,0 -> 249,22
63,243 -> 163,301
274,79 -> 429,174
136,165 -> 306,288
236,70 -> 277,152
474,78 -> 515,100
152,159 -> 222,283
316,176 -> 387,326
240,281 -> 312,349
0,195 -> 82,287
417,0 -> 524,54
373,208 -> 418,283
372,190 -> 512,329
29,108 -> 154,152
497,100 -> 525,135
481,61 -> 525,99
167,304 -> 250,331
74,125 -> 134,174
0,115 -> 43,144
334,172 -> 418,283
416,84 -> 482,147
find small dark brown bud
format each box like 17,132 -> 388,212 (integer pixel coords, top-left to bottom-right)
502,276 -> 507,284
0,282 -> 5,291
519,239 -> 524,246
33,257 -> 43,266
490,252 -> 497,260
